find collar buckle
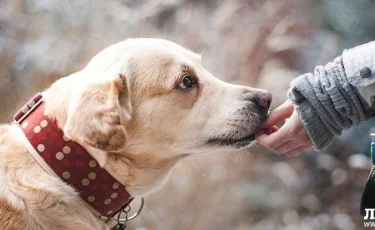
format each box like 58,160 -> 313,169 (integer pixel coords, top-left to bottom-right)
14,93 -> 44,124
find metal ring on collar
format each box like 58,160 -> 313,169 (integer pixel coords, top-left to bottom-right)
113,197 -> 145,223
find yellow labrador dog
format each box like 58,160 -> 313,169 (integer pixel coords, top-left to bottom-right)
0,38 -> 271,230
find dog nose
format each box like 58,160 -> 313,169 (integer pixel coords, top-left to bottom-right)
255,91 -> 272,108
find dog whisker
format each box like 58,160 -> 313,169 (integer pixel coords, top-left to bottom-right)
238,152 -> 244,162
226,153 -> 239,163
193,158 -> 206,177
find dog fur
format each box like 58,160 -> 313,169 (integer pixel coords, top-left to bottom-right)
0,38 -> 269,229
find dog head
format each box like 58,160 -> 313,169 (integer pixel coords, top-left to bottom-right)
44,38 -> 271,195
50,38 -> 271,155
122,39 -> 271,153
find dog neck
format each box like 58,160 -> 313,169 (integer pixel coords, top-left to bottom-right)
103,150 -> 186,197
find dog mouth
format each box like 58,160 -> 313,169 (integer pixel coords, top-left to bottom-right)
206,108 -> 269,149
206,133 -> 256,149
206,112 -> 268,149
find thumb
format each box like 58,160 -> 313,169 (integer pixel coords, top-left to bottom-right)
263,99 -> 294,127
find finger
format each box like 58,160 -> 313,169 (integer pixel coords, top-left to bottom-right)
256,125 -> 291,149
274,140 -> 300,155
264,126 -> 278,135
272,140 -> 293,155
255,129 -> 266,140
284,144 -> 313,157
274,136 -> 309,154
255,129 -> 273,147
264,127 -> 272,135
263,100 -> 294,127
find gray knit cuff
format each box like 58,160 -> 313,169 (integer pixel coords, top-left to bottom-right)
288,75 -> 335,150
287,56 -> 367,151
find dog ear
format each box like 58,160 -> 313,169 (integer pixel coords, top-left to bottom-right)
64,74 -> 131,152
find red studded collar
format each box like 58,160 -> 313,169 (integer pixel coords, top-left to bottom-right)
14,93 -> 133,219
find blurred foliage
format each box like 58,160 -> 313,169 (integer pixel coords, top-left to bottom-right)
0,0 -> 375,229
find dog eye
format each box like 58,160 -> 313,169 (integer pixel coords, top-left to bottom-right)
179,76 -> 195,89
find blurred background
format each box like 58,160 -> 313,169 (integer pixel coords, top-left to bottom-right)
1,0 -> 375,229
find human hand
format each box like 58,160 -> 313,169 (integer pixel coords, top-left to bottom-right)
255,100 -> 313,157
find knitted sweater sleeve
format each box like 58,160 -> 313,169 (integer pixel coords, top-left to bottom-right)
287,56 -> 369,150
